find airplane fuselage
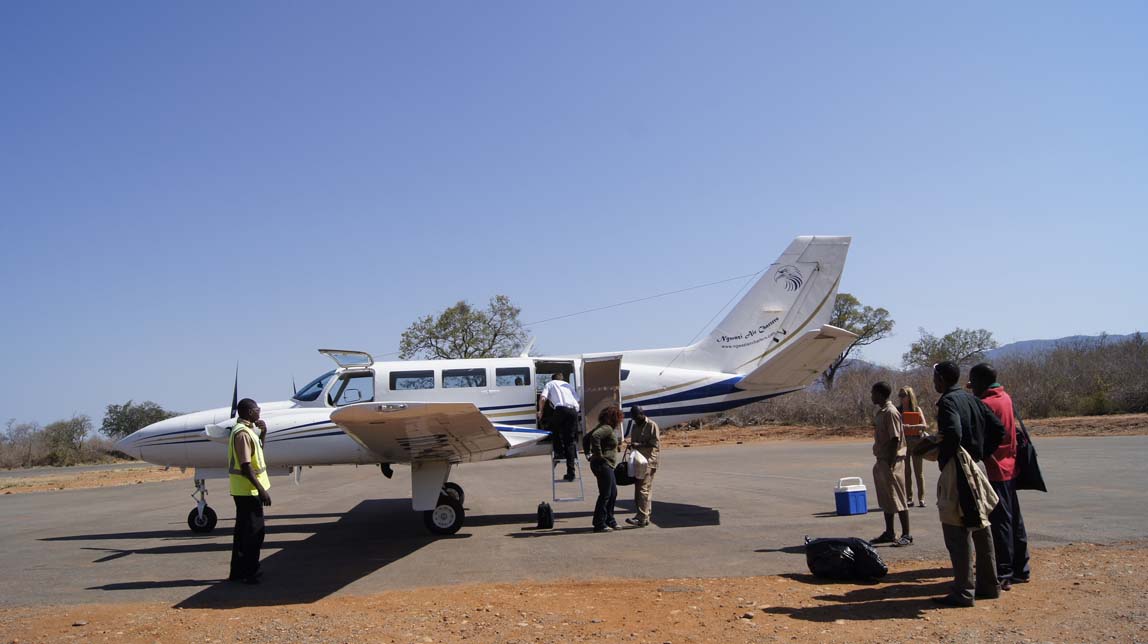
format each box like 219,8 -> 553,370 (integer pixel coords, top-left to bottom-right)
117,355 -> 790,473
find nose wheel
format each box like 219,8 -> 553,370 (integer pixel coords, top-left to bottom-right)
188,505 -> 218,532
187,478 -> 218,533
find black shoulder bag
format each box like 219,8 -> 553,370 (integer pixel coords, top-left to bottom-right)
1012,409 -> 1048,493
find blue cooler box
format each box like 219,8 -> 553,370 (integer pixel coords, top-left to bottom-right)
834,477 -> 868,516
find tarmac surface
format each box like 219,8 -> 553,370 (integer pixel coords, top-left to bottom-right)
1,436 -> 1144,609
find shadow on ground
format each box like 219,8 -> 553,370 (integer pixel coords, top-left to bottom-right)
49,499 -> 599,608
45,498 -> 720,606
811,507 -> 883,518
508,500 -> 720,538
765,567 -> 953,622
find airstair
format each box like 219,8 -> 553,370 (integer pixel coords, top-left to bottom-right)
551,433 -> 585,503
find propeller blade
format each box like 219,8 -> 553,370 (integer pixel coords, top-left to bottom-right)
230,363 -> 239,419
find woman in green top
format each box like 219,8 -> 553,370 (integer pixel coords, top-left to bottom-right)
587,405 -> 623,532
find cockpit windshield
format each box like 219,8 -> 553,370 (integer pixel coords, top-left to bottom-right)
293,370 -> 336,402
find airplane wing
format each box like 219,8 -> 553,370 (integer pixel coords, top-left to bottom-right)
735,325 -> 858,392
330,401 -> 511,464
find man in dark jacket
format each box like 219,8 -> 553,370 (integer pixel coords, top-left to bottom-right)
932,361 -> 1005,607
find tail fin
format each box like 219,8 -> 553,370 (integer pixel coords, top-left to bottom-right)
682,236 -> 850,374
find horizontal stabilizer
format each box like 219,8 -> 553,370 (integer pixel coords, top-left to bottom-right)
331,401 -> 510,464
735,325 -> 857,392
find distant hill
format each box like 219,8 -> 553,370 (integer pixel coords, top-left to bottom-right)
987,332 -> 1143,360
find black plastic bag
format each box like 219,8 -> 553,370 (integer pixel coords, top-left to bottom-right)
804,536 -> 888,580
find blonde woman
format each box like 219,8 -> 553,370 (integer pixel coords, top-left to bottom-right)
897,386 -> 929,507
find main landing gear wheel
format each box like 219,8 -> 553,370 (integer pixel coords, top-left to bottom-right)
187,506 -> 218,533
443,482 -> 465,505
423,495 -> 464,535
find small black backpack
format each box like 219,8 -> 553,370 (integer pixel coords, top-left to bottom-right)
536,502 -> 554,529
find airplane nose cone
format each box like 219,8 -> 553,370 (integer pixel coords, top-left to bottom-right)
114,432 -> 143,460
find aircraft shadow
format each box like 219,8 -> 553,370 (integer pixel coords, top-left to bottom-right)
510,500 -> 720,537
75,500 -> 682,607
74,499 -> 442,607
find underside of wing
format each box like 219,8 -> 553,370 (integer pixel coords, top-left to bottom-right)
330,402 -> 511,464
736,325 -> 857,392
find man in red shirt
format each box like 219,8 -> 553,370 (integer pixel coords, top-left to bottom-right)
969,363 -> 1031,590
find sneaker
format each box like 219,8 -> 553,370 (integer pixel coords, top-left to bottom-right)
918,501 -> 927,508
871,533 -> 896,544
562,473 -> 576,482
625,517 -> 648,528
593,526 -> 613,533
893,535 -> 913,547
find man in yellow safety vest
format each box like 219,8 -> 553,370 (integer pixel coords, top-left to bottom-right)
228,398 -> 271,584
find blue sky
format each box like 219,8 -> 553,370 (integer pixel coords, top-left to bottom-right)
2,2 -> 1145,426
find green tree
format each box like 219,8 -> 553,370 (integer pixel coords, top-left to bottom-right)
399,295 -> 530,360
101,400 -> 178,439
820,293 -> 895,390
42,415 -> 91,466
902,327 -> 998,370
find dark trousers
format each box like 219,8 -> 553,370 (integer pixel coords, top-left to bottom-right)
941,523 -> 999,601
989,479 -> 1031,582
591,459 -> 617,529
230,495 -> 265,580
550,406 -> 578,475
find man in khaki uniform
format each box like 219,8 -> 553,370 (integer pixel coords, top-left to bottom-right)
871,381 -> 911,546
624,405 -> 660,528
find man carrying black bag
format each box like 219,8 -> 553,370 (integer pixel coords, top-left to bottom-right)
971,363 -> 1033,588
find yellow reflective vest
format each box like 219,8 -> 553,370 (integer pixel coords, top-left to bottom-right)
228,421 -> 271,496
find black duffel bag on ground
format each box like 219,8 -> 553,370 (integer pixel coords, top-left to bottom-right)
804,536 -> 888,580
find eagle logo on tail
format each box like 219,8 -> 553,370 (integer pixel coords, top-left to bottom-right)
774,265 -> 804,292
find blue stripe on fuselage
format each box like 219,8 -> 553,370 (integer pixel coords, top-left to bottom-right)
628,376 -> 745,408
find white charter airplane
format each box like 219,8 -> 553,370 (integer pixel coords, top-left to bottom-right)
116,236 -> 856,535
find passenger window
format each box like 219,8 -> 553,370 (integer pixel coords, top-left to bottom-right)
329,373 -> 375,406
443,368 -> 487,388
496,367 -> 530,387
621,369 -> 630,381
390,370 -> 435,390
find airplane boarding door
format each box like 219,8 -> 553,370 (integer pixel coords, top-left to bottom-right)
581,354 -> 623,446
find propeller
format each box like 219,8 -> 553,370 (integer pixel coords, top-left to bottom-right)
229,363 -> 239,419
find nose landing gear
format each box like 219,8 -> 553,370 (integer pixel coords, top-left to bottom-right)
187,478 -> 218,533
